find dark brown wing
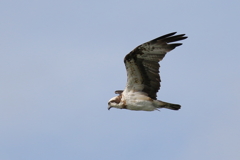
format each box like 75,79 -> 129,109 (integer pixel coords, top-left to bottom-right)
123,32 -> 187,100
115,90 -> 123,94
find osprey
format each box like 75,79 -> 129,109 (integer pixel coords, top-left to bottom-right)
108,32 -> 187,111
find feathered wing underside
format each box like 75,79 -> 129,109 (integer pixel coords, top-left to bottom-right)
124,32 -> 187,99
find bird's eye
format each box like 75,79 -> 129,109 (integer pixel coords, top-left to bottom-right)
108,102 -> 111,105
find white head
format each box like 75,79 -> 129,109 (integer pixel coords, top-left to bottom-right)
108,96 -> 122,110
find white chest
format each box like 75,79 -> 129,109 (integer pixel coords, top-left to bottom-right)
124,93 -> 156,111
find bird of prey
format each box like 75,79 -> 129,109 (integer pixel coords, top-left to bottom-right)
108,32 -> 187,111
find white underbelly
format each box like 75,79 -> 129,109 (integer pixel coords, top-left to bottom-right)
126,100 -> 156,111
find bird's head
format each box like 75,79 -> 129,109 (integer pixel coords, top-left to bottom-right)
108,96 -> 121,110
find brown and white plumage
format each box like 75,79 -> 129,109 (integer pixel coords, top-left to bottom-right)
108,32 -> 187,111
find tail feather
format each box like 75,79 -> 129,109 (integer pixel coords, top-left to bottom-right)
164,103 -> 181,110
156,100 -> 181,110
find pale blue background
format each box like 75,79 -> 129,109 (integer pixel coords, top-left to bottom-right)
1,0 -> 240,160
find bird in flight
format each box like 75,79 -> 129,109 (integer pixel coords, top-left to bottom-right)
108,32 -> 187,111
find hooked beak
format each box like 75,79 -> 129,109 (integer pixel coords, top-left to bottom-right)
108,106 -> 112,110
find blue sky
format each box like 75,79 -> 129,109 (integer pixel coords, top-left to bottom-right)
0,0 -> 240,160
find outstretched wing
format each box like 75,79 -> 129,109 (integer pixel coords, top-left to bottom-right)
124,32 -> 187,100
